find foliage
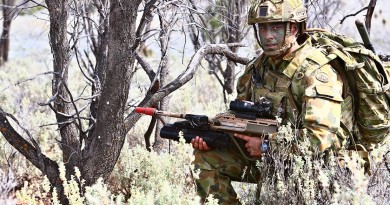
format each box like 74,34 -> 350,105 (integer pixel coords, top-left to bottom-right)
110,138 -> 200,204
0,57 -> 60,177
1,1 -> 389,204
1,38 -> 389,205
251,123 -> 390,205
0,169 -> 17,205
9,123 -> 390,204
13,137 -> 221,205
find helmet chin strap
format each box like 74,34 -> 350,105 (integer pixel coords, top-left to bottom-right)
256,22 -> 297,57
263,37 -> 297,57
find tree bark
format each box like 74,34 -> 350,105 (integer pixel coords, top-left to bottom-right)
365,0 -> 377,34
0,107 -> 65,203
86,0 -> 109,144
81,0 -> 142,186
0,0 -> 17,65
46,0 -> 81,181
152,8 -> 172,153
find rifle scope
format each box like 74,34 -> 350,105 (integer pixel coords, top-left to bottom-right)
229,99 -> 272,117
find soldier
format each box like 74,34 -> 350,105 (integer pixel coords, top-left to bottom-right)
191,0 -> 355,204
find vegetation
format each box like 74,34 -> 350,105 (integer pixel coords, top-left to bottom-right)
0,0 -> 389,204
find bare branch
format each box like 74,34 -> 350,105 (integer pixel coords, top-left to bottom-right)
166,43 -> 248,90
23,0 -> 47,9
340,6 -> 368,24
0,71 -> 56,93
133,0 -> 159,51
124,43 -> 249,131
365,0 -> 377,34
0,106 -> 59,179
135,51 -> 156,81
74,48 -> 94,83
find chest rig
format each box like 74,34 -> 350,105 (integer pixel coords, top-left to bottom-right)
249,56 -> 297,124
247,45 -> 355,145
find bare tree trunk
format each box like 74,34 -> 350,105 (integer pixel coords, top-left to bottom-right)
45,0 -> 81,181
81,0 -> 142,186
152,8 -> 172,153
223,0 -> 244,95
0,0 -> 17,65
86,0 -> 109,144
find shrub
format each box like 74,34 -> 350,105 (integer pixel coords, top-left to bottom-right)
250,123 -> 390,205
0,169 -> 17,205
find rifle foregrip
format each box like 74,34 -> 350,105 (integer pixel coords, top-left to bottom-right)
160,124 -> 230,149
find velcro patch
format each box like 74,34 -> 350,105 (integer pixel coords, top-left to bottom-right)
316,72 -> 329,83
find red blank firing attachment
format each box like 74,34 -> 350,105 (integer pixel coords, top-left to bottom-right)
135,107 -> 156,116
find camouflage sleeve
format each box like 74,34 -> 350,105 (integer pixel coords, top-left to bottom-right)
301,63 -> 344,152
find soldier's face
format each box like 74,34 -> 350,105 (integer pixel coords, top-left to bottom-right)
257,22 -> 287,53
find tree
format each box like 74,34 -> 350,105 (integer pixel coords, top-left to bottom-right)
0,0 -> 18,65
0,0 -> 248,203
0,0 -> 143,202
0,0 -> 387,204
186,0 -> 249,102
306,0 -> 378,35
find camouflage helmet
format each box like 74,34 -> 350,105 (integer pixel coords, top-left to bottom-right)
248,0 -> 307,56
248,0 -> 307,25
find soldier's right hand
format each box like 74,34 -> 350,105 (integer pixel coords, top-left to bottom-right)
191,136 -> 212,151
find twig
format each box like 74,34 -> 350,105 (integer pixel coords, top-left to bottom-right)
124,43 -> 250,131
385,151 -> 390,174
0,71 -> 56,93
364,0 -> 377,34
340,6 -> 368,24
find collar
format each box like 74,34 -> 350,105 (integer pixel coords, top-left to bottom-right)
266,34 -> 312,78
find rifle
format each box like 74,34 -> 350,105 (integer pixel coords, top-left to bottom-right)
135,99 -> 279,161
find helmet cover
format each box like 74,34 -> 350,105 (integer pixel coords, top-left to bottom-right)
248,0 -> 307,25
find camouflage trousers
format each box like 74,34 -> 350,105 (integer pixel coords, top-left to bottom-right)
193,142 -> 262,205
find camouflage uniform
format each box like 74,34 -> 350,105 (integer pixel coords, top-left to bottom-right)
193,0 -> 356,204
193,34 -> 355,204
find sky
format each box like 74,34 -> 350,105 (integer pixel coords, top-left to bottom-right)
328,0 -> 390,55
6,0 -> 390,61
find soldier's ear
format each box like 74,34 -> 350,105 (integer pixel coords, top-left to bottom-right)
290,23 -> 298,36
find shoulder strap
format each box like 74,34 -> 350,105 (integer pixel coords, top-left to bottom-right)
285,46 -> 321,116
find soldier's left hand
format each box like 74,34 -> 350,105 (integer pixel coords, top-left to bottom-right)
234,133 -> 262,157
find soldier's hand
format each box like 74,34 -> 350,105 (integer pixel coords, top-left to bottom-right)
191,136 -> 212,151
234,133 -> 262,157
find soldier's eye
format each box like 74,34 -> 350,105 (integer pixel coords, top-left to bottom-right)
272,25 -> 282,30
258,26 -> 267,31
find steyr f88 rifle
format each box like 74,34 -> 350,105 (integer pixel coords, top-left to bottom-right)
135,99 -> 279,160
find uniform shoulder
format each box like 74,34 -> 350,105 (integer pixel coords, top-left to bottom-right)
294,46 -> 336,78
244,54 -> 266,72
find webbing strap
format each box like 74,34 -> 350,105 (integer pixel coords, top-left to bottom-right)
359,84 -> 390,94
329,60 -> 350,99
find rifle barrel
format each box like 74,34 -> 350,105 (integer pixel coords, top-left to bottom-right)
135,107 -> 186,118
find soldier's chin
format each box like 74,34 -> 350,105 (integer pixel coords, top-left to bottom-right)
263,49 -> 283,57
263,46 -> 290,58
